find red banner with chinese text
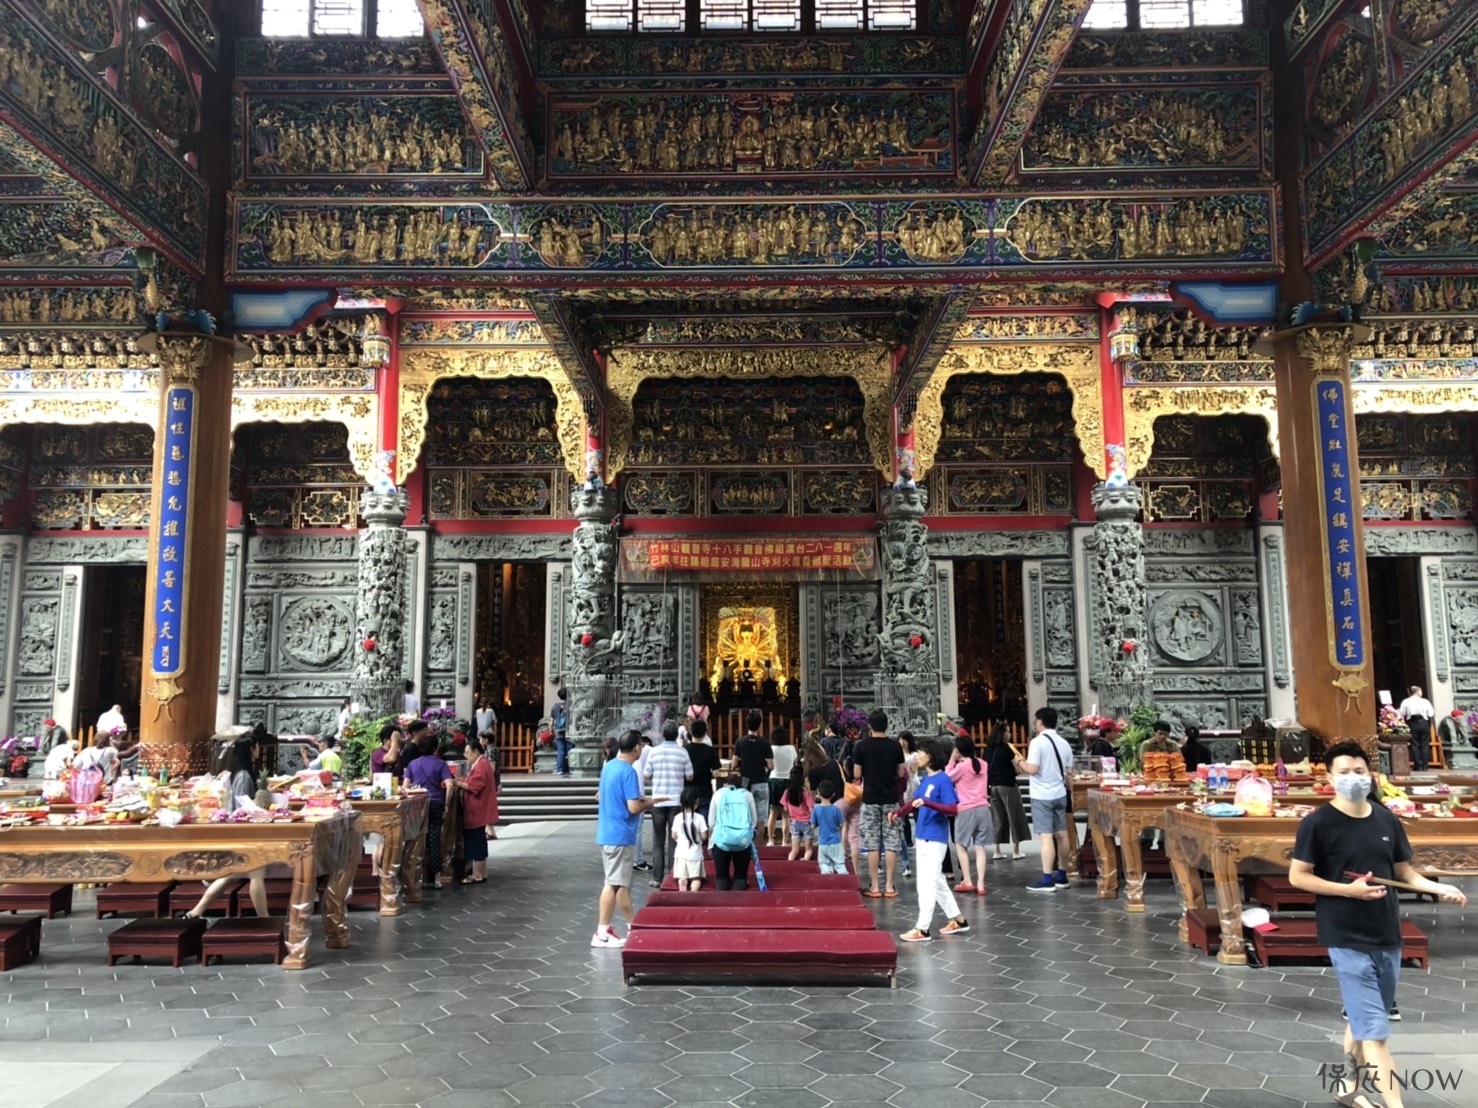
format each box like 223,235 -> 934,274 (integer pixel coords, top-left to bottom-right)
621,536 -> 877,578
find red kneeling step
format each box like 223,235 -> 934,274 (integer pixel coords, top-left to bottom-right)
0,914 -> 43,970
648,890 -> 864,909
107,918 -> 207,967
1247,874 -> 1315,912
96,882 -> 178,919
1249,917 -> 1429,969
202,918 -> 287,965
632,906 -> 877,930
0,884 -> 73,919
622,928 -> 896,986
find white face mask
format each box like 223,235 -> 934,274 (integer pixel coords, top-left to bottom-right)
1333,774 -> 1371,802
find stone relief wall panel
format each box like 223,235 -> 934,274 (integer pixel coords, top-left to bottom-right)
806,583 -> 882,704
237,534 -> 360,737
620,588 -> 680,702
1143,533 -> 1267,729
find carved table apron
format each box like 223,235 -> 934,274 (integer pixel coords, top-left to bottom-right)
1087,790 -> 1200,911
1162,808 -> 1478,966
348,796 -> 430,915
0,811 -> 362,970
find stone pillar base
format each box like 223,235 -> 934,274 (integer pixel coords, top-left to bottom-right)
138,742 -> 211,778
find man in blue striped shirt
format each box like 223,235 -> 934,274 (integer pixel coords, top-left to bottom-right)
643,720 -> 694,888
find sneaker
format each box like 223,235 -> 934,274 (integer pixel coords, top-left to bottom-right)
633,862 -> 652,872
1027,875 -> 1060,893
1390,1007 -> 1401,1021
1052,870 -> 1069,887
590,928 -> 625,948
899,928 -> 932,943
940,918 -> 969,935
902,867 -> 912,878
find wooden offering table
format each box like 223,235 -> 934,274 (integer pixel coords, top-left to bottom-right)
0,811 -> 361,970
1163,808 -> 1478,966
348,794 -> 430,915
1087,789 -> 1196,911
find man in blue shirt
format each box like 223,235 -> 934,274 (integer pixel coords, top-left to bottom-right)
594,730 -> 663,948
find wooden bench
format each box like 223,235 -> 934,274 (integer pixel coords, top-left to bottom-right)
0,883 -> 73,919
96,882 -> 178,919
1249,917 -> 1430,969
106,918 -> 207,967
202,918 -> 287,966
0,914 -> 43,970
622,927 -> 897,987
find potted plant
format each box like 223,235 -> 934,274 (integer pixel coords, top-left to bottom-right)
1113,705 -> 1160,775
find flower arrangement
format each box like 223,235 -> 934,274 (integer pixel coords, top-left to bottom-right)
831,706 -> 869,737
1463,708 -> 1478,736
1078,714 -> 1118,734
1378,705 -> 1409,735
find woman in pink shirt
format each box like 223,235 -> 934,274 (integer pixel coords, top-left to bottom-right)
947,735 -> 993,895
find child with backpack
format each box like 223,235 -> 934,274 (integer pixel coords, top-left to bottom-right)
707,769 -> 757,891
671,786 -> 709,892
782,763 -> 815,862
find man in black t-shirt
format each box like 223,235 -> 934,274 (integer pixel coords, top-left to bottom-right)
684,719 -> 720,811
732,710 -> 773,842
847,708 -> 906,898
1290,742 -> 1466,1108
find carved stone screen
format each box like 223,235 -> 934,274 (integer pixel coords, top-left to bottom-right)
1354,413 -> 1474,523
929,373 -> 1076,517
2,423 -> 154,531
1140,413 -> 1270,524
425,377 -> 566,520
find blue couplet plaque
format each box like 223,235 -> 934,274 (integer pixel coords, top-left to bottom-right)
152,386 -> 194,677
1314,378 -> 1364,669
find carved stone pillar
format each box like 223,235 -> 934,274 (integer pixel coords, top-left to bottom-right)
351,490 -> 411,719
139,331 -> 235,775
1089,483 -> 1154,717
875,485 -> 940,734
566,484 -> 622,773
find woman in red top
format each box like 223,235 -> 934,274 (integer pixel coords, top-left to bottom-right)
455,737 -> 500,883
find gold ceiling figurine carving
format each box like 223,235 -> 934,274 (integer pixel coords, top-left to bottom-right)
155,333 -> 215,386
913,344 -> 1102,480
1136,312 -> 1271,362
604,346 -> 893,481
953,313 -> 1099,343
1295,326 -> 1357,375
0,287 -> 136,324
1122,386 -> 1280,478
398,346 -> 584,480
230,393 -> 380,483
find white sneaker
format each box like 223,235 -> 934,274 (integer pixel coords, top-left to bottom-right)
590,928 -> 626,948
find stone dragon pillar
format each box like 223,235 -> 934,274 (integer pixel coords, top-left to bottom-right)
566,483 -> 623,773
351,489 -> 411,719
875,484 -> 941,734
1089,483 -> 1154,717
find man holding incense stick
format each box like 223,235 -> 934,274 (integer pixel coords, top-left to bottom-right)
1289,741 -> 1467,1108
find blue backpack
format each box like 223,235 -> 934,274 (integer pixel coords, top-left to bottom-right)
711,786 -> 754,852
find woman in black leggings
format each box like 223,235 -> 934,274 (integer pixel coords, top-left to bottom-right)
707,771 -> 757,890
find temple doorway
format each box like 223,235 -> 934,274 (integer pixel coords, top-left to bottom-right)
953,559 -> 1028,726
1367,556 -> 1427,705
76,564 -> 146,733
473,563 -> 546,726
700,583 -> 800,720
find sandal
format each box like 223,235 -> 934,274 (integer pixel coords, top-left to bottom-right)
863,890 -> 884,899
882,889 -> 899,899
976,885 -> 988,895
953,881 -> 975,893
1334,1092 -> 1381,1108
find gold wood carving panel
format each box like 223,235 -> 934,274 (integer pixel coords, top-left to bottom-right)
605,346 -> 893,481
398,347 -> 583,478
1353,383 -> 1478,418
916,344 -> 1102,480
1122,386 -> 1280,478
230,394 -> 380,482
0,392 -> 159,432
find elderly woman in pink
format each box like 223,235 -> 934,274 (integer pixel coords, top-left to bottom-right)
454,737 -> 499,883
947,734 -> 994,896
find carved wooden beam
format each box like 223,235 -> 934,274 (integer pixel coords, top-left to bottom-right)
416,0 -> 534,190
893,293 -> 971,428
526,294 -> 606,417
964,0 -> 1094,186
0,0 -> 208,271
1303,11 -> 1478,269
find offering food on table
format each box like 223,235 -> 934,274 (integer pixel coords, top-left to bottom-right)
1141,751 -> 1186,784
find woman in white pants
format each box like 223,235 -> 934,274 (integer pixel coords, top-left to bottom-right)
893,739 -> 970,942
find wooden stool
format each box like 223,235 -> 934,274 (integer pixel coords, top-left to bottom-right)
1077,840 -> 1099,878
1185,908 -> 1224,956
201,918 -> 287,965
107,918 -> 207,967
0,914 -> 43,970
235,878 -> 322,917
1249,917 -> 1430,969
1247,874 -> 1316,912
169,880 -> 244,918
347,876 -> 380,911
96,882 -> 177,919
0,884 -> 73,919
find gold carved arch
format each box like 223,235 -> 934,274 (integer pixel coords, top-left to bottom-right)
0,391 -> 159,433
604,345 -> 894,480
1122,386 -> 1281,478
230,393 -> 381,483
398,347 -> 585,479
1352,382 -> 1478,418
914,344 -> 1104,479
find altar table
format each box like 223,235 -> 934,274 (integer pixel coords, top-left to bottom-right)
1162,807 -> 1478,965
347,795 -> 430,916
0,811 -> 361,969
